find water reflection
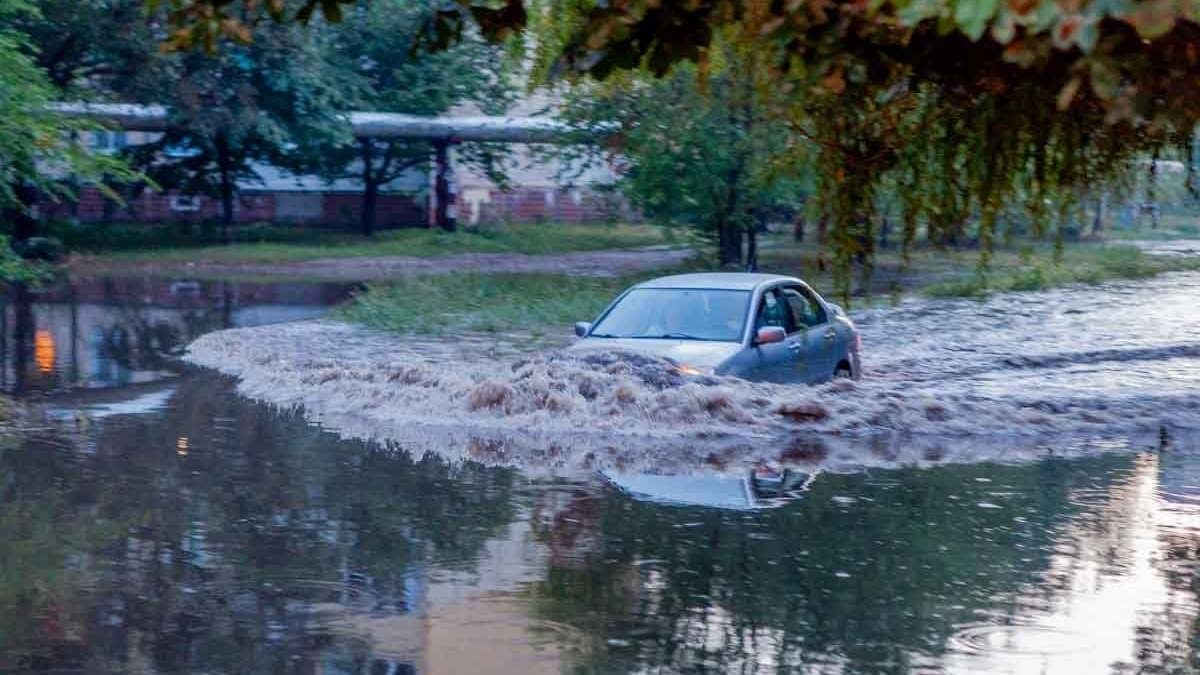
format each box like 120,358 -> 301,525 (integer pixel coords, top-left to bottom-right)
0,372 -> 531,674
0,276 -> 354,396
601,468 -> 814,510
2,371 -> 1198,673
530,445 -> 1200,673
1,274 -> 1198,673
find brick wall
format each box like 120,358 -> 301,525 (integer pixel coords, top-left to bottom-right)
42,188 -> 275,224
41,185 -> 632,228
460,187 -> 636,225
41,187 -> 424,229
322,193 -> 425,229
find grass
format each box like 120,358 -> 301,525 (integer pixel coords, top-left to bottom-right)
921,244 -> 1200,297
1102,216 -> 1200,241
71,222 -> 676,265
753,234 -> 1200,300
338,237 -> 1200,337
338,272 -> 651,337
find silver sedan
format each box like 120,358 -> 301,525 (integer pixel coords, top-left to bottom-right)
569,273 -> 862,384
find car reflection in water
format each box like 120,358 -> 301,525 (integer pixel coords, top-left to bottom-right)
601,466 -> 817,510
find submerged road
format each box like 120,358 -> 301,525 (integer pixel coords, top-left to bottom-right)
2,241 -> 1199,674
186,247 -> 1200,475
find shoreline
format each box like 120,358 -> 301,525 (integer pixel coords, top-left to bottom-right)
67,247 -> 694,282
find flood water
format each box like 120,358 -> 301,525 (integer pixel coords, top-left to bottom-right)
1,267 -> 1199,673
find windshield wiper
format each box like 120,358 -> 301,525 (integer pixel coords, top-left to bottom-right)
588,332 -> 620,338
655,332 -> 705,340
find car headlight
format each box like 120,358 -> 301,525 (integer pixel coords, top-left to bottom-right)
675,364 -> 714,377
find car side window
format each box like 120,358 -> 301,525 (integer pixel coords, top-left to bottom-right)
782,286 -> 827,331
755,289 -> 788,332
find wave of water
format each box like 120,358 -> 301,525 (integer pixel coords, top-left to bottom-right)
185,271 -> 1200,475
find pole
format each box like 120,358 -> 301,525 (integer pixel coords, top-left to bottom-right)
433,140 -> 457,232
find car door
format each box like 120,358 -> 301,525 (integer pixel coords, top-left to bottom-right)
749,288 -> 797,382
781,285 -> 837,382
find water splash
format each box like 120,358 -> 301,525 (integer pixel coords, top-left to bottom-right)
186,272 -> 1200,475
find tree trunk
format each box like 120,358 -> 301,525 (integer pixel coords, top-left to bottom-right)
878,216 -> 891,250
717,220 -> 743,267
215,135 -> 234,245
11,282 -> 33,396
792,214 -> 805,242
1146,150 -> 1160,230
1092,195 -> 1105,236
745,222 -> 759,272
4,182 -> 41,245
359,139 -> 378,237
948,219 -> 966,248
361,181 -> 379,237
433,140 -> 456,232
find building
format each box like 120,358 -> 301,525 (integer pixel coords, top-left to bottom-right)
40,106 -> 631,229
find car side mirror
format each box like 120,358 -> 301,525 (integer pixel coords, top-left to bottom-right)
754,326 -> 786,345
575,321 -> 592,337
828,303 -> 845,317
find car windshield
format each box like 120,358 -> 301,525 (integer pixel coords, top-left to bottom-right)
589,288 -> 750,342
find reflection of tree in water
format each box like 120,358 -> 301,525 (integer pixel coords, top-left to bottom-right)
94,278 -> 224,375
0,372 -> 520,673
528,456 -> 1161,673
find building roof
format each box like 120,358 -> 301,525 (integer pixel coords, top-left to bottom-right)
51,103 -> 570,142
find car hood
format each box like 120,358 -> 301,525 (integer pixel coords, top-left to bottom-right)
566,337 -> 743,369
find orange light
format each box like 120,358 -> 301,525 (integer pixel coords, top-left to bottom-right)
34,330 -> 55,374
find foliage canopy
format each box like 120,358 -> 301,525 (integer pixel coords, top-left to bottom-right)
293,0 -> 514,235
155,0 -> 1200,297
0,0 -> 139,234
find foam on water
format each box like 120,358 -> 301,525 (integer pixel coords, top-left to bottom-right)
185,270 -> 1200,475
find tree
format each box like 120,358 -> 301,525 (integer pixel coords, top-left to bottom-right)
125,21 -> 343,241
147,0 -> 524,52
0,0 -> 138,245
292,0 -> 514,236
14,0 -> 163,96
561,41 -> 807,268
161,0 -> 1200,298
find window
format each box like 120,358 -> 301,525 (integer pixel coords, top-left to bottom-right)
781,286 -> 827,330
88,131 -> 128,152
170,196 -> 202,212
89,131 -> 110,150
755,290 -> 789,332
589,288 -> 750,342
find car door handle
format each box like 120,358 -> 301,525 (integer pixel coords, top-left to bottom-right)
824,330 -> 837,341
787,341 -> 803,351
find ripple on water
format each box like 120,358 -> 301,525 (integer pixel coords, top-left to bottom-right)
217,577 -> 389,619
1065,486 -> 1126,510
949,623 -> 1095,657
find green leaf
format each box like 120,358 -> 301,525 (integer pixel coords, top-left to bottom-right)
954,0 -> 1001,40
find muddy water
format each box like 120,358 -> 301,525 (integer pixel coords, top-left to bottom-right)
1,264 -> 1200,673
184,269 -> 1200,474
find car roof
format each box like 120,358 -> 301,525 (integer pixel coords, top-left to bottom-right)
634,273 -> 801,291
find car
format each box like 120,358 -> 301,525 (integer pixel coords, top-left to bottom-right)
600,468 -> 815,510
568,273 -> 861,384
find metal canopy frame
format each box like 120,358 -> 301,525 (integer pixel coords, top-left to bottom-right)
49,102 -> 574,230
